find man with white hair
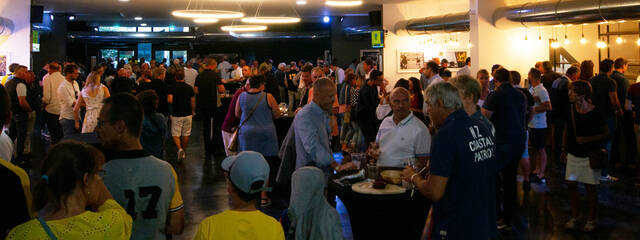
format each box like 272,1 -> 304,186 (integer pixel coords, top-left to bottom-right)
403,81 -> 496,240
218,56 -> 232,81
275,63 -> 287,104
375,87 -> 431,168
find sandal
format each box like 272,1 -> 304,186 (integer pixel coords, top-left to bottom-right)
260,198 -> 272,207
583,220 -> 596,232
564,217 -> 577,229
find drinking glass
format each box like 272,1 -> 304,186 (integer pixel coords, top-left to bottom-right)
350,153 -> 365,169
366,164 -> 379,180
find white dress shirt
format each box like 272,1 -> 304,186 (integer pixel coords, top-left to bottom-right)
231,67 -> 243,80
184,67 -> 198,87
217,61 -> 232,80
57,79 -> 80,120
376,114 -> 431,167
43,72 -> 65,115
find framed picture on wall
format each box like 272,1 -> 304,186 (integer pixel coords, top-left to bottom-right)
360,49 -> 382,71
425,50 -> 469,68
0,52 -> 10,77
397,50 -> 424,73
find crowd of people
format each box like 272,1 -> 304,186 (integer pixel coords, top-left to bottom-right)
0,52 -> 638,240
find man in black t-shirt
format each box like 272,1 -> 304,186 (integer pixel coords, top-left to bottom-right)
168,69 -> 195,162
195,58 -> 225,155
482,68 -> 526,230
356,70 -> 385,144
0,84 -> 31,239
511,71 -> 534,189
589,59 -> 620,181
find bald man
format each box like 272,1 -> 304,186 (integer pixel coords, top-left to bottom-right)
375,87 -> 431,168
294,78 -> 355,176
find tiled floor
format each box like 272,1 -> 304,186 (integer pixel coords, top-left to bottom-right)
26,118 -> 640,240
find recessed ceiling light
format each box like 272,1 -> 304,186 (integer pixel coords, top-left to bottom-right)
220,25 -> 267,32
241,17 -> 301,24
172,10 -> 244,19
119,0 -> 129,2
325,0 -> 363,7
193,18 -> 219,24
296,0 -> 307,5
140,23 -> 147,26
134,17 -> 143,21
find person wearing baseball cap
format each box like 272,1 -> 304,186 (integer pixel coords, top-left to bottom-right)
194,151 -> 284,240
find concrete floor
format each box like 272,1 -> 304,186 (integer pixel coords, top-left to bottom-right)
25,118 -> 640,240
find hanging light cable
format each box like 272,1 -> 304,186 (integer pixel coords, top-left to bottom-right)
240,0 -> 301,24
563,25 -> 570,44
616,22 -> 623,44
172,0 -> 243,19
580,24 -> 587,44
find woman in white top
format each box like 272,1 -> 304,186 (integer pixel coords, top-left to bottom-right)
74,72 -> 111,133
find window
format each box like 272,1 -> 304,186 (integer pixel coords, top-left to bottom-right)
172,50 -> 187,62
138,43 -> 152,63
155,51 -> 170,63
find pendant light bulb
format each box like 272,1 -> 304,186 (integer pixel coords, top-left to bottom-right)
551,40 -> 560,48
597,40 -> 607,48
580,34 -> 586,44
616,36 -> 623,44
563,35 -> 570,44
636,38 -> 640,46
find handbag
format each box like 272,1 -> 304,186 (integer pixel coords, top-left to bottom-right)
570,104 -> 607,169
228,92 -> 265,153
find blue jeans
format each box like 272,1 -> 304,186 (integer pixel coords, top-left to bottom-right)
602,117 -> 616,177
59,119 -> 77,138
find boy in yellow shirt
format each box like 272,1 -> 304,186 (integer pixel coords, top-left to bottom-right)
194,151 -> 284,240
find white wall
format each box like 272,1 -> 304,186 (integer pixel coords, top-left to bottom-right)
0,0 -> 31,69
382,0 -> 469,87
383,0 -> 639,87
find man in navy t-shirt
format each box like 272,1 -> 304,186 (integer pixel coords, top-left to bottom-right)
403,82 -> 496,239
482,68 -> 526,230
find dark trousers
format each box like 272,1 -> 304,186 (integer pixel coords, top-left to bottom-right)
201,108 -> 223,153
8,113 -> 28,163
44,111 -> 63,144
496,143 -> 524,223
552,121 -> 565,164
201,108 -> 215,153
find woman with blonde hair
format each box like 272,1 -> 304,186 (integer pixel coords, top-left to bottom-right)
73,71 -> 110,133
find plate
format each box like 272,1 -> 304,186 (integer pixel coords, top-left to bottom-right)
351,180 -> 407,195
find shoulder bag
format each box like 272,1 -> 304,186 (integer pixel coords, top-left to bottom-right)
228,92 -> 265,153
570,104 -> 607,169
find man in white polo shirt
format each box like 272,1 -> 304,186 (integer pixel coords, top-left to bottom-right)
376,87 -> 431,167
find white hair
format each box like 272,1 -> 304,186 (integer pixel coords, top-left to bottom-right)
425,82 -> 463,110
